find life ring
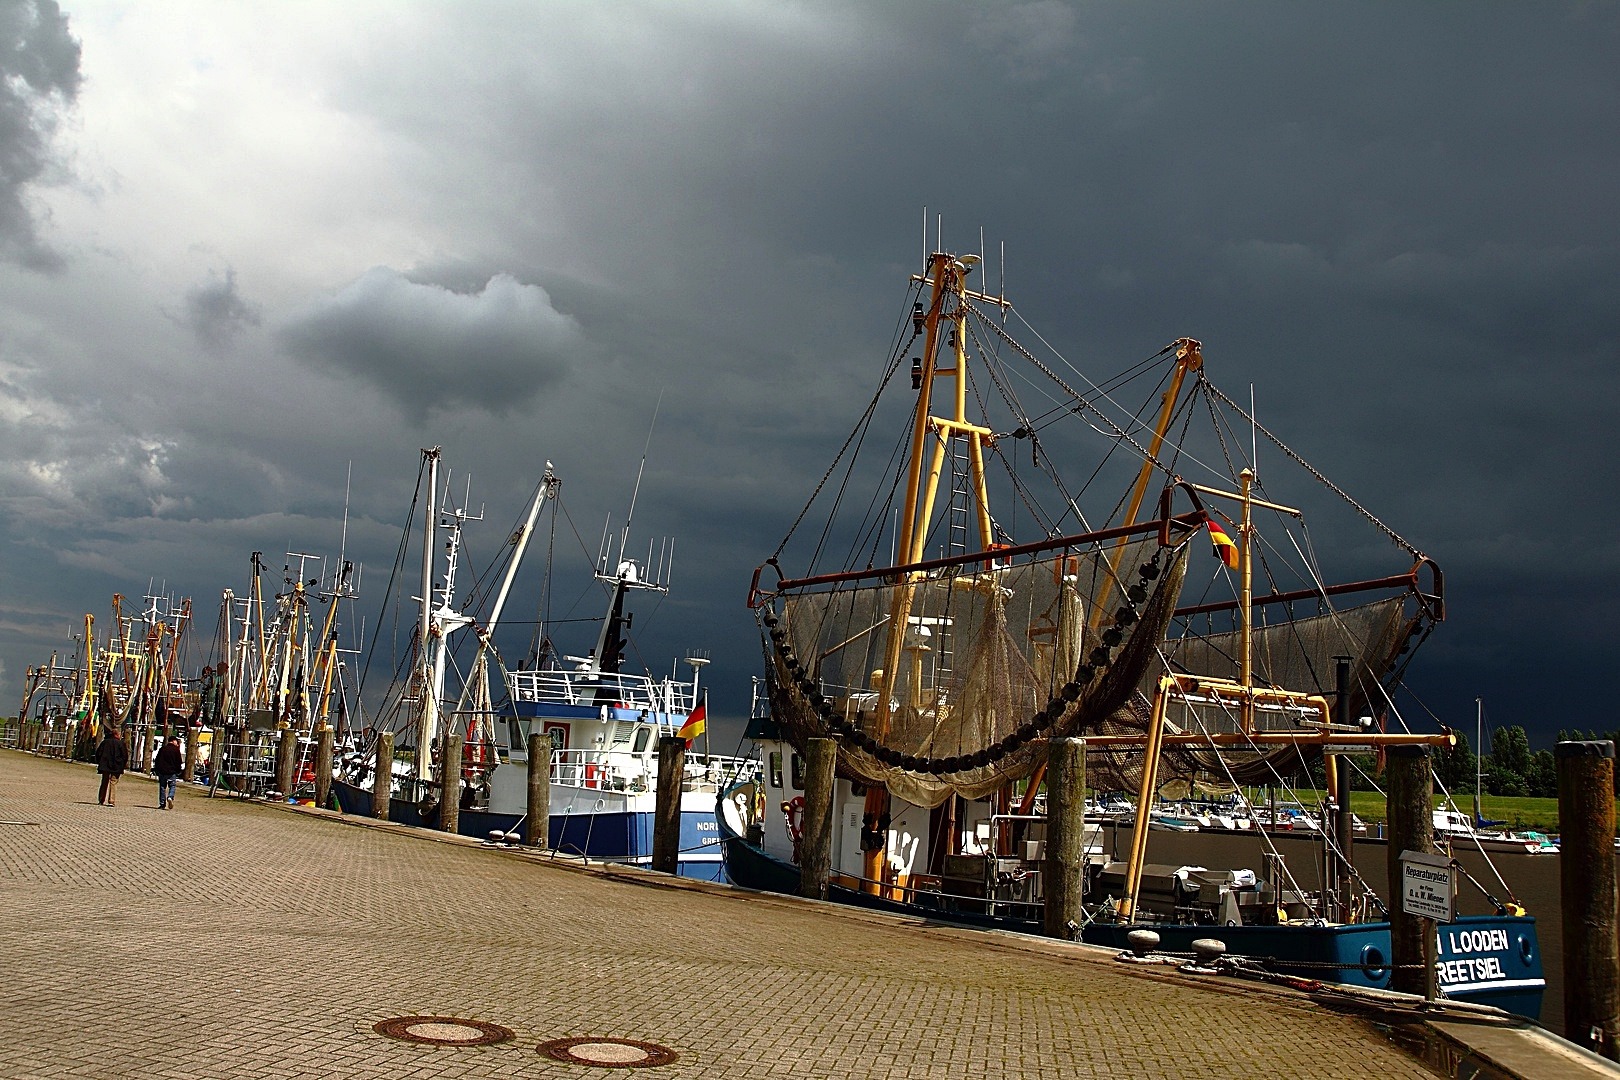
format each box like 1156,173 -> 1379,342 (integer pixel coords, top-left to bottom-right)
781,796 -> 805,843
462,720 -> 491,784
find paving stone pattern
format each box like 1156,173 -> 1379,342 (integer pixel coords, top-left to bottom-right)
0,751 -> 1440,1079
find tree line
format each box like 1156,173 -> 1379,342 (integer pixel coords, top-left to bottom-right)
1328,727 -> 1616,800
1432,727 -> 1619,800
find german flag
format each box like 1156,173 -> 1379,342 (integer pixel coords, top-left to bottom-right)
1206,516 -> 1240,569
677,696 -> 707,745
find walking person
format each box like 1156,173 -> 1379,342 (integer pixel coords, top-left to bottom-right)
154,735 -> 183,810
96,727 -> 128,806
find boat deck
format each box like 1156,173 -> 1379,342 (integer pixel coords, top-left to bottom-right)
1,749 -> 1608,1080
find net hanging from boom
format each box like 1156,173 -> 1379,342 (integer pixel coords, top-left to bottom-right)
765,535 -> 1190,807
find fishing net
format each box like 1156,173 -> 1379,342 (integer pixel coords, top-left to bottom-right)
765,536 -> 1190,807
1080,597 -> 1412,791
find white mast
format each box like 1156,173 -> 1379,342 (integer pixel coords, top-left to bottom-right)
451,464 -> 560,724
414,448 -> 441,790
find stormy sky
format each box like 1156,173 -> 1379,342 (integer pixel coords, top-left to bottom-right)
1,1 -> 1614,752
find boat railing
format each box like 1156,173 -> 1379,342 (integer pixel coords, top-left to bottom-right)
35,727 -> 71,758
505,668 -> 694,713
837,865 -> 1047,923
211,739 -> 277,798
550,747 -> 758,794
551,748 -> 653,792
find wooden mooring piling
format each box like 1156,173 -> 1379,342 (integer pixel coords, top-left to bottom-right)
799,737 -> 836,900
1043,736 -> 1086,940
652,735 -> 684,873
372,731 -> 393,820
525,731 -> 550,847
1556,739 -> 1618,1060
1385,744 -> 1435,999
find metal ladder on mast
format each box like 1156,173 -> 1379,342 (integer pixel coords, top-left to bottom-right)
934,434 -> 977,687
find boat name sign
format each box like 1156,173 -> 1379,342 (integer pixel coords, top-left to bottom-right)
1399,849 -> 1455,922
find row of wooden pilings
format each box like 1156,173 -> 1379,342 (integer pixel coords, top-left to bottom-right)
10,718 -> 209,785
793,736 -> 1620,1058
304,728 -> 695,875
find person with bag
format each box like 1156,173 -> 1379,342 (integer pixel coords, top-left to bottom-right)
96,728 -> 129,806
154,736 -> 183,809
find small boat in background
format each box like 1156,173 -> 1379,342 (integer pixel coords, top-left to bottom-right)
1433,809 -> 1559,855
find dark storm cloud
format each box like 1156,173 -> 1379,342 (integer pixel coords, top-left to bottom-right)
1,1 -> 1615,749
0,0 -> 80,272
177,268 -> 262,350
278,268 -> 585,421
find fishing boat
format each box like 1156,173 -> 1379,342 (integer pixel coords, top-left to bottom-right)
332,448 -> 752,880
723,231 -> 1543,1017
188,541 -> 364,800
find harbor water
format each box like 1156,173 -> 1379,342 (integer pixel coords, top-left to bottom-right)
1100,824 -> 1573,1032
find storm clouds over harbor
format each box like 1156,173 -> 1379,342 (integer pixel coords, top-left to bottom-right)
0,2 -> 1615,745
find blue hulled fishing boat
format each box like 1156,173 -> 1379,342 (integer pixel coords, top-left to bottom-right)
333,448 -> 750,880
724,231 -> 1542,1017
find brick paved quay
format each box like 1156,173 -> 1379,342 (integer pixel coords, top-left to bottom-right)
0,750 -> 1603,1080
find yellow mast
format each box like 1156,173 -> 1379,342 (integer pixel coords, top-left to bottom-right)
1017,339 -> 1201,818
76,613 -> 95,718
251,553 -> 272,711
308,564 -> 352,731
112,593 -> 131,691
880,253 -> 996,728
862,251 -> 997,896
1238,467 -> 1255,732
161,598 -> 191,703
1092,338 -> 1202,628
276,579 -> 302,727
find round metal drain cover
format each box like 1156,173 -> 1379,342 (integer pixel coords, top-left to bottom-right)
374,1015 -> 513,1046
538,1037 -> 678,1068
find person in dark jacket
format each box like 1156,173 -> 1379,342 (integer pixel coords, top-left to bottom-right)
153,736 -> 183,810
96,728 -> 129,806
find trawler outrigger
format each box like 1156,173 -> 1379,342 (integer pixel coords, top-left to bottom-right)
724,235 -> 1542,1017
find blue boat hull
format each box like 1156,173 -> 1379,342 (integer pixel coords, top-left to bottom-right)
331,777 -> 726,882
718,826 -> 1542,1018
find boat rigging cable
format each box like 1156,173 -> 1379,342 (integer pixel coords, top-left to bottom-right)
1200,377 -> 1421,560
352,451 -> 429,735
771,294 -> 917,566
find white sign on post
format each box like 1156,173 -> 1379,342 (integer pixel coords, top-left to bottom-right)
1399,849 -> 1455,922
